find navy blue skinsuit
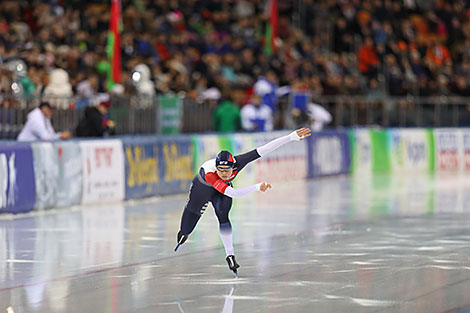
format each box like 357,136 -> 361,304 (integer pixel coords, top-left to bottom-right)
179,149 -> 260,235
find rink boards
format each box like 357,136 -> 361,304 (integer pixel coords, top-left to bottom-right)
1,128 -> 469,214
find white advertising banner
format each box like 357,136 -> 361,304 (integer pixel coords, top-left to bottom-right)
31,142 -> 58,210
80,140 -> 125,204
191,135 -> 221,174
433,129 -> 470,173
351,129 -> 372,174
462,130 -> 470,172
231,134 -> 256,186
389,128 -> 431,173
434,129 -> 461,172
252,131 -> 308,182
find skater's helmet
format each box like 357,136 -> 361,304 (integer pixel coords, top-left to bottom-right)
216,150 -> 235,168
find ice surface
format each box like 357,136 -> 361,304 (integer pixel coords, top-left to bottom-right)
0,174 -> 470,312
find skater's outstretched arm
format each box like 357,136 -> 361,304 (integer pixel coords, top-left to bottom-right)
233,128 -> 311,170
256,127 -> 311,157
224,182 -> 271,198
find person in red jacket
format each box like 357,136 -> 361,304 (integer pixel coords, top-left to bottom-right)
358,37 -> 379,79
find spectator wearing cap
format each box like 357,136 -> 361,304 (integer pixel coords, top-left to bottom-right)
17,102 -> 71,141
75,101 -> 115,137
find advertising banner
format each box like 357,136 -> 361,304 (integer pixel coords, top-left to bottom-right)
0,143 -> 36,213
349,129 -> 372,174
159,95 -> 182,134
31,141 -> 83,210
123,136 -> 160,199
350,129 -> 391,175
80,140 -> 125,204
388,128 -> 433,174
433,129 -> 470,173
434,129 -> 461,172
253,131 -> 308,182
462,130 -> 470,172
123,136 -> 193,198
157,136 -> 193,195
370,130 -> 391,173
31,142 -> 58,210
190,135 -> 223,174
308,130 -> 350,178
231,133 -> 255,186
54,141 -> 83,207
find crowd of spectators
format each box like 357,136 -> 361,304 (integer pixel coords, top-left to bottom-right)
1,0 -> 470,130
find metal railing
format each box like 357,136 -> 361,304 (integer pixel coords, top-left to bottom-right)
0,94 -> 159,139
2,94 -> 470,140
312,95 -> 470,128
179,95 -> 470,131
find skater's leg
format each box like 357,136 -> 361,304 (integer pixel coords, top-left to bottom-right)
219,221 -> 234,255
213,194 -> 240,274
180,208 -> 202,235
176,179 -> 212,250
213,195 -> 234,256
176,206 -> 204,251
178,178 -> 212,235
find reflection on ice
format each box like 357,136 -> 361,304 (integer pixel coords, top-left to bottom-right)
176,286 -> 235,313
1,174 -> 470,312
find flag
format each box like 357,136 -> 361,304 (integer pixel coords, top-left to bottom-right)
107,0 -> 122,89
264,0 -> 278,55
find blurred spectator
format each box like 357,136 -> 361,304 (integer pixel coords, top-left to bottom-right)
200,87 -> 221,107
307,102 -> 332,131
132,63 -> 155,97
75,72 -> 99,108
1,0 -> 470,130
76,72 -> 99,99
75,100 -> 115,137
426,39 -> 451,66
366,78 -> 385,101
333,17 -> 353,53
211,91 -> 241,132
384,54 -> 404,95
358,37 -> 379,79
17,102 -> 71,141
254,71 -> 279,112
241,95 -> 273,132
43,68 -> 73,109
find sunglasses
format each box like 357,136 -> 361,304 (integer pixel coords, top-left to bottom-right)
216,167 -> 233,172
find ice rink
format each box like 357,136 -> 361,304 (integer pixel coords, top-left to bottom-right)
1,173 -> 470,313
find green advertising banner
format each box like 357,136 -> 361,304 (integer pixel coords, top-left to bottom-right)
370,130 -> 391,173
349,129 -> 391,174
159,94 -> 182,134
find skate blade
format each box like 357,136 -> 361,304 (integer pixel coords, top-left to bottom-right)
174,243 -> 181,252
232,270 -> 238,277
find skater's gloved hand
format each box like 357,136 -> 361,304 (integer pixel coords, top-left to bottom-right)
256,182 -> 272,192
289,127 -> 311,141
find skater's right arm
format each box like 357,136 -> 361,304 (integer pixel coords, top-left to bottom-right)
205,172 -> 271,198
224,182 -> 271,198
